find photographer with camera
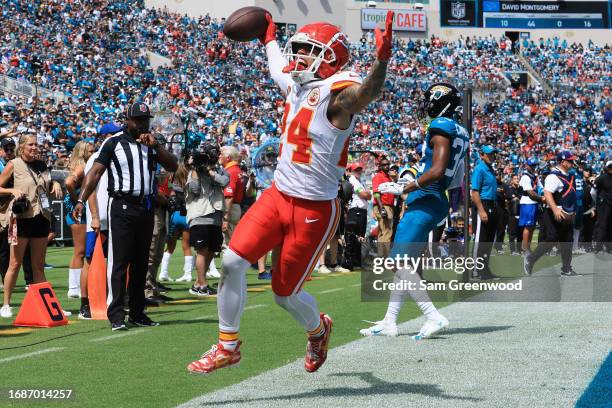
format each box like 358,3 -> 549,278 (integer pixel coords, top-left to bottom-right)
0,134 -> 62,318
185,142 -> 229,296
159,164 -> 196,282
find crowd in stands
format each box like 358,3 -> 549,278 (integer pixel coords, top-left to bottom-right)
522,37 -> 612,90
0,0 -> 610,177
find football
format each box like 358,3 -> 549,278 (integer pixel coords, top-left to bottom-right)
223,6 -> 269,42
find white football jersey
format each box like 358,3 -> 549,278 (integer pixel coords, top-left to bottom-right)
274,71 -> 363,200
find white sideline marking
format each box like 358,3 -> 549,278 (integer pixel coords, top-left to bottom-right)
351,283 -> 362,287
318,288 -> 344,294
244,304 -> 268,311
0,347 -> 64,364
91,330 -> 147,342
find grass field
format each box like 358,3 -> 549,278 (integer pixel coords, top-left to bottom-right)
0,245 -> 562,408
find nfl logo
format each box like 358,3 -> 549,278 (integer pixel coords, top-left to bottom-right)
451,1 -> 466,19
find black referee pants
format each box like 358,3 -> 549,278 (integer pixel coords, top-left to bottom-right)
594,203 -> 612,253
472,200 -> 499,277
529,209 -> 573,272
107,197 -> 154,323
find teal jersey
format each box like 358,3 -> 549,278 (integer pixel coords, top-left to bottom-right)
408,117 -> 469,204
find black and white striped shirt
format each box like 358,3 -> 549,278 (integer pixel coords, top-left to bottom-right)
94,130 -> 158,198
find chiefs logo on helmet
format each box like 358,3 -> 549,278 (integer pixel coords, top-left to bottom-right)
282,22 -> 350,84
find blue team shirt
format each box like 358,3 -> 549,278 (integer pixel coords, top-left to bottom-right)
408,117 -> 469,204
471,160 -> 497,200
571,169 -> 584,206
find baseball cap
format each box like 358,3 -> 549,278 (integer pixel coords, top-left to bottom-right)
98,122 -> 122,135
348,162 -> 363,172
556,151 -> 577,162
126,102 -> 153,119
482,145 -> 497,154
526,158 -> 538,167
1,138 -> 15,148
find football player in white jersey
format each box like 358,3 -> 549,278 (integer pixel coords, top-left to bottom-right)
187,11 -> 395,375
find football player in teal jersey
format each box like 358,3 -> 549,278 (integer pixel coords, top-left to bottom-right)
361,83 -> 469,340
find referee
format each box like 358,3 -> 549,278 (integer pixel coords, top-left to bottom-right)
73,102 -> 178,330
471,145 -> 499,280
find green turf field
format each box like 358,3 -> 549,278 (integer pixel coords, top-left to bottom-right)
0,245 -> 562,408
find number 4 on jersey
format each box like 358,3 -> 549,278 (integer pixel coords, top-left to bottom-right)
279,103 -> 349,167
286,107 -> 314,164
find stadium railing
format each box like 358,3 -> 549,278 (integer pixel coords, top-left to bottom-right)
0,74 -> 66,103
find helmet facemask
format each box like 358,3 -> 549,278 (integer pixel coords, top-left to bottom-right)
282,32 -> 338,84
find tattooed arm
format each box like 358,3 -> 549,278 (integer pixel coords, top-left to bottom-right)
328,11 -> 394,116
330,60 -> 389,115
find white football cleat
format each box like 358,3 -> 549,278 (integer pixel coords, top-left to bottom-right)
359,320 -> 398,337
158,274 -> 174,282
412,315 -> 449,340
317,265 -> 332,274
175,275 -> 193,282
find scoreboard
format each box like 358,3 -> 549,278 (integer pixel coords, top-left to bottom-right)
441,0 -> 612,29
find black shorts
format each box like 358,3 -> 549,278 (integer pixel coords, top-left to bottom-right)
346,207 -> 368,237
189,225 -> 223,252
17,214 -> 50,238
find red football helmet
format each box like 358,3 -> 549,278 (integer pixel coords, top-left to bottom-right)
282,22 -> 350,84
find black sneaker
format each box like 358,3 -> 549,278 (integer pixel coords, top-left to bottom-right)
78,304 -> 92,320
201,285 -> 217,296
111,321 -> 128,331
157,283 -> 172,292
128,314 -> 160,327
561,268 -> 579,277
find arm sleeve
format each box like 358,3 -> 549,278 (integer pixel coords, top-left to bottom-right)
519,175 -> 533,191
371,174 -> 381,194
544,175 -> 561,193
224,170 -> 237,197
350,176 -> 364,193
187,177 -> 201,196
265,40 -> 293,95
213,168 -> 230,188
94,138 -> 115,168
471,167 -> 482,191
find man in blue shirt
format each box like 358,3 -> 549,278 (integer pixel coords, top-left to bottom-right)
471,145 -> 499,279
